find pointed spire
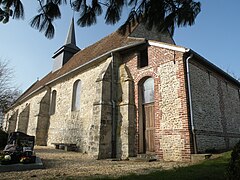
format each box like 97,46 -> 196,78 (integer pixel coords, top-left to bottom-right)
65,17 -> 76,46
52,17 -> 80,72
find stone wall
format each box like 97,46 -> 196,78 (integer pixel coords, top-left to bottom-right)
3,55 -> 136,159
6,110 -> 18,133
47,57 -> 111,156
35,90 -> 51,145
3,57 -> 115,158
3,89 -> 50,138
89,57 -> 113,159
189,60 -> 240,152
16,104 -> 30,133
116,63 -> 136,159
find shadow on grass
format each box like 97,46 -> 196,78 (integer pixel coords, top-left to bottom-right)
93,151 -> 231,180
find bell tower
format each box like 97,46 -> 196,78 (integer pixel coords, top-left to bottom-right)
52,18 -> 80,72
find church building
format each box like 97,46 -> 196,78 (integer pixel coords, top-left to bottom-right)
3,19 -> 240,161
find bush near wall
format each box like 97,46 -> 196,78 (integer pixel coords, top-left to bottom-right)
227,141 -> 240,180
0,129 -> 8,149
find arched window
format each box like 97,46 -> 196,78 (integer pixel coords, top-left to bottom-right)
142,78 -> 154,104
50,90 -> 57,115
72,80 -> 81,111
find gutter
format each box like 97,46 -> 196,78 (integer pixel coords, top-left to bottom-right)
185,54 -> 197,154
13,41 -> 146,106
111,52 -> 117,158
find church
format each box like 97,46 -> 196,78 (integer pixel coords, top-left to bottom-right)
3,19 -> 240,161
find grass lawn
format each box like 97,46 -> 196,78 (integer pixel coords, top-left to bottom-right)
113,152 -> 231,180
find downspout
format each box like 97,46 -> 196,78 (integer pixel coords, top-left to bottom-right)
111,52 -> 117,158
186,54 -> 197,154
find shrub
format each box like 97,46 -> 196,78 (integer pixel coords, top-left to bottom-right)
227,141 -> 240,180
0,129 -> 8,149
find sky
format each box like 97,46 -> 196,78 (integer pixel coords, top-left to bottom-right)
0,0 -> 240,92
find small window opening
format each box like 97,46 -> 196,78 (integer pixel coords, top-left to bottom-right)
50,90 -> 57,115
72,80 -> 81,111
138,49 -> 148,68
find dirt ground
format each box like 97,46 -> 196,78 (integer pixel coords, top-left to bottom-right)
0,146 -> 190,180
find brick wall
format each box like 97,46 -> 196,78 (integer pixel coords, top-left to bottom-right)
122,45 -> 192,161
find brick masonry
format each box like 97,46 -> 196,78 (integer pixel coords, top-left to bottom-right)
122,45 -> 191,161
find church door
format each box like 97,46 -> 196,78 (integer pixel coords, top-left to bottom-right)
139,77 -> 155,153
144,102 -> 155,152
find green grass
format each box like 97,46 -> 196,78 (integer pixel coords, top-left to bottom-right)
110,152 -> 231,180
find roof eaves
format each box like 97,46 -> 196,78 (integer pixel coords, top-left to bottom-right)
188,49 -> 240,87
6,81 -> 42,110
148,40 -> 189,52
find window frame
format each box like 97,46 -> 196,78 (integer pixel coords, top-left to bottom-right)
72,80 -> 81,111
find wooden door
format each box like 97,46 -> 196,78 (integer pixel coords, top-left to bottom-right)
139,77 -> 155,154
144,103 -> 155,152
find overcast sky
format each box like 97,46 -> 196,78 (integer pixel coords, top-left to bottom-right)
1,0 -> 240,92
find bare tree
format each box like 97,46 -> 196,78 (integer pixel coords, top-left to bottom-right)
0,59 -> 20,128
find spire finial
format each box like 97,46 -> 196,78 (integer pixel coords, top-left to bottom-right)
65,17 -> 76,45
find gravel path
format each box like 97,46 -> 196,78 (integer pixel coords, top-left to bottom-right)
0,146 -> 190,180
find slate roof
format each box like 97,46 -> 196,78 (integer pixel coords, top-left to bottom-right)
15,23 -> 174,104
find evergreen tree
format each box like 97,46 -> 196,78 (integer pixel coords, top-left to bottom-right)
0,0 -> 201,39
